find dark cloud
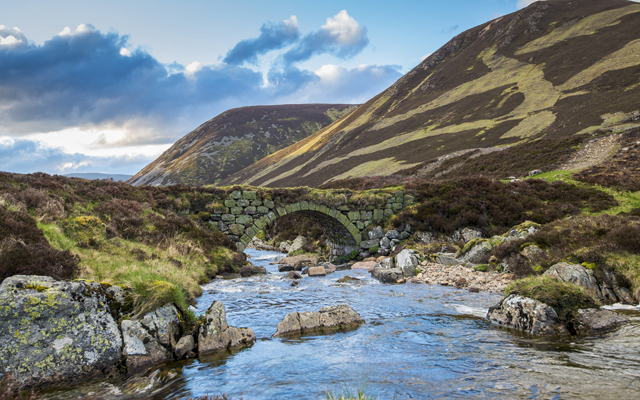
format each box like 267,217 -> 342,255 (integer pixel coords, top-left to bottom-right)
441,25 -> 459,34
0,138 -> 152,174
223,17 -> 299,65
266,66 -> 320,96
282,10 -> 369,65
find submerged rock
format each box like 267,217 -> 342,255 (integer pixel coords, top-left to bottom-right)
240,263 -> 267,277
198,301 -> 256,354
273,304 -> 365,337
337,276 -> 360,283
0,275 -> 123,389
574,309 -> 630,335
122,320 -> 172,375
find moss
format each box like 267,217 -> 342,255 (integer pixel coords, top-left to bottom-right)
474,264 -> 489,272
22,284 -> 48,292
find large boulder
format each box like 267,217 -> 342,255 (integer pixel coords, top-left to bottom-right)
487,294 -> 570,336
543,262 -> 601,301
273,304 -> 365,337
351,261 -> 377,272
0,275 -> 123,389
371,267 -> 405,284
288,236 -> 307,254
395,249 -> 419,277
461,239 -> 493,264
198,301 -> 256,354
277,255 -> 317,272
308,267 -> 327,277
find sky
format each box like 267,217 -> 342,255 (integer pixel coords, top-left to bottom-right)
0,0 -> 540,176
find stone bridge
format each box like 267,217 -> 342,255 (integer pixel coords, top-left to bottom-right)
195,187 -> 414,257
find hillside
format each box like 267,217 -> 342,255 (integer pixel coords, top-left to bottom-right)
224,0 -> 640,187
129,104 -> 356,186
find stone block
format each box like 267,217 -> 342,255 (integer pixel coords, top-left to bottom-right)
254,217 -> 267,230
244,206 -> 256,215
357,221 -> 364,229
218,221 -> 228,231
257,206 -> 269,214
291,203 -> 301,212
360,239 -> 379,249
348,211 -> 360,221
277,207 -> 287,217
264,199 -> 275,208
267,211 -> 277,221
230,191 -> 242,199
229,224 -> 244,236
329,208 -> 338,218
395,191 -> 404,201
222,214 -> 236,222
309,202 -> 318,211
241,235 -> 251,245
251,199 -> 262,206
300,201 -> 309,210
373,209 -> 384,221
243,191 -> 257,200
237,199 -> 250,207
360,211 -> 368,220
391,202 -> 403,211
384,208 -> 393,217
236,215 -> 254,226
364,220 -> 372,228
246,226 -> 258,238
337,205 -> 350,211
404,195 -> 415,205
224,199 -> 236,208
231,207 -> 243,215
285,204 -> 293,213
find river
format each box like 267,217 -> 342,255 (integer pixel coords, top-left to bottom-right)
45,248 -> 640,399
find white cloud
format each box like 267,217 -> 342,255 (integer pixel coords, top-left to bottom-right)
321,10 -> 363,45
119,47 -> 132,57
284,15 -> 298,29
0,25 -> 26,46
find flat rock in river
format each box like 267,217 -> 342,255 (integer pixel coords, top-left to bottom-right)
273,304 -> 365,337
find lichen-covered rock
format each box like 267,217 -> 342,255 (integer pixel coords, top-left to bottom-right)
371,267 -> 405,284
461,240 -> 493,264
395,249 -> 419,277
0,275 -> 123,389
543,262 -> 602,301
573,309 -> 629,335
198,301 -> 256,354
487,294 -> 570,336
121,319 -> 172,375
142,303 -> 183,348
273,304 -> 365,337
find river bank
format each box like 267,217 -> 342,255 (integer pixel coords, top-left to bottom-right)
28,248 -> 639,400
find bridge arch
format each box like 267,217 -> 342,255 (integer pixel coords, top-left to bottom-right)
204,188 -> 413,257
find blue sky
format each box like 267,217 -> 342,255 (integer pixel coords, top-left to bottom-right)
0,0 -> 535,176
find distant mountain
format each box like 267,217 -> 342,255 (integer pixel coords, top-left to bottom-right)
224,0 -> 640,187
129,104 -> 357,186
63,173 -> 132,181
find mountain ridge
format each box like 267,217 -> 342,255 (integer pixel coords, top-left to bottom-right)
223,0 -> 640,187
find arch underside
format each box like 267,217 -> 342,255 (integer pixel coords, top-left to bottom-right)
295,210 -> 358,246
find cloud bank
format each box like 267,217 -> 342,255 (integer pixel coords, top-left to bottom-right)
0,11 -> 402,175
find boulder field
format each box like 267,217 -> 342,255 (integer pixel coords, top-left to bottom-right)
0,275 -> 256,390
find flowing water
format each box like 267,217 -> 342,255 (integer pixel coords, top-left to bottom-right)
45,249 -> 640,399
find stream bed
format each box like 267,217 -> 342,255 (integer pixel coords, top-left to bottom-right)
45,248 -> 640,399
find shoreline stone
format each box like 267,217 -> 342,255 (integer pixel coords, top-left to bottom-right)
198,301 -> 256,354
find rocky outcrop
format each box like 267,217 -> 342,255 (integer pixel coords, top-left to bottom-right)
487,294 -> 570,336
459,221 -> 540,265
246,237 -> 278,252
487,295 -> 630,336
0,275 -> 124,389
544,262 -> 636,305
273,304 -> 365,337
198,301 -> 256,354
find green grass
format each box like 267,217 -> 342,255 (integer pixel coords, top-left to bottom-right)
37,220 -> 233,318
527,169 -> 640,215
326,384 -> 378,400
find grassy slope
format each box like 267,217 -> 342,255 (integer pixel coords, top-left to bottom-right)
0,172 -> 242,317
130,104 -> 357,187
225,0 -> 640,188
